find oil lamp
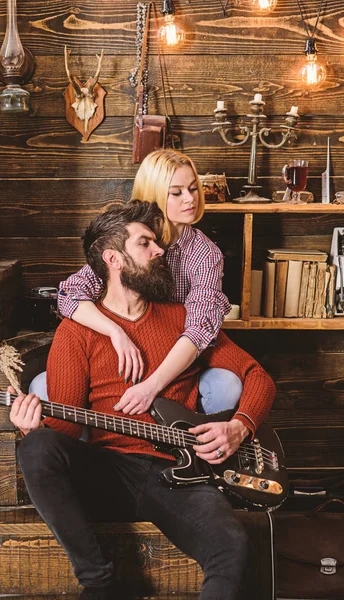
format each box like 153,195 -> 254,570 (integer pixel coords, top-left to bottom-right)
0,0 -> 35,113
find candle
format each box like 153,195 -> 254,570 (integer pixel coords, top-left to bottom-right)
253,93 -> 262,103
216,100 -> 225,110
289,106 -> 299,116
224,304 -> 240,320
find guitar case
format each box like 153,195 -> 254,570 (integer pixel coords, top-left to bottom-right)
272,499 -> 344,600
236,510 -> 276,600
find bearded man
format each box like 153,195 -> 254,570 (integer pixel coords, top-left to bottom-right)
9,200 -> 275,600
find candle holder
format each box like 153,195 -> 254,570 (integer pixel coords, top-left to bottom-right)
212,95 -> 300,203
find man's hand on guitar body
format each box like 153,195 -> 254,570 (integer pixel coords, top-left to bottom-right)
8,386 -> 43,436
190,418 -> 250,464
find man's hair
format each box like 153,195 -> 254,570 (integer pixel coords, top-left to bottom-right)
82,200 -> 165,282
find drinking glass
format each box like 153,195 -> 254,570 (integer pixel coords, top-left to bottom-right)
282,159 -> 309,204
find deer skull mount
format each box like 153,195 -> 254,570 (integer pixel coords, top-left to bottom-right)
63,46 -> 106,141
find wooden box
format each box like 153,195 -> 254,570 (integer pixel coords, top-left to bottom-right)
0,260 -> 22,343
0,507 -> 273,598
0,332 -> 53,505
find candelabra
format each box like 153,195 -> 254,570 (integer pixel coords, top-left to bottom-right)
212,94 -> 300,203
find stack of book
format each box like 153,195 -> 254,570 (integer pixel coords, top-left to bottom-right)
263,249 -> 336,319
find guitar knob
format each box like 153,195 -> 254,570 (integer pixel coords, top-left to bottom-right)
259,480 -> 269,490
231,473 -> 241,483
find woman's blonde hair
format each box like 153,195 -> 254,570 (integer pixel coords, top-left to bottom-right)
131,149 -> 205,245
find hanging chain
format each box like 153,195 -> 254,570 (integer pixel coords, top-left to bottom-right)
129,2 -> 149,115
296,0 -> 324,40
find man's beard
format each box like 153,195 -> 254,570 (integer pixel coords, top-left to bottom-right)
120,255 -> 174,302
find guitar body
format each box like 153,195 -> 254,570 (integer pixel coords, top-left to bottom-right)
151,397 -> 289,510
0,390 -> 288,510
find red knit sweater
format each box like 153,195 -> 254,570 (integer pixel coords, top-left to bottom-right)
46,301 -> 275,458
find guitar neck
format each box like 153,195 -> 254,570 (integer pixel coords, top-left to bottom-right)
0,392 -> 196,449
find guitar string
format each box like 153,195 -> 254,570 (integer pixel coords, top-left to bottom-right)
2,393 -> 277,464
41,404 -> 277,462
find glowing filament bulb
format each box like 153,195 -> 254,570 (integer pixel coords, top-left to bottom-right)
301,40 -> 326,87
257,0 -> 277,11
159,14 -> 184,46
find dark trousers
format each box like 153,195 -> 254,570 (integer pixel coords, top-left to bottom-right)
18,427 -> 250,600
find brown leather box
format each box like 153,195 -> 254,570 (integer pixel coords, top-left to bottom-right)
273,502 -> 344,599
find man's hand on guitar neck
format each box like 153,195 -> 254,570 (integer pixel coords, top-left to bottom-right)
189,418 -> 249,464
8,386 -> 43,436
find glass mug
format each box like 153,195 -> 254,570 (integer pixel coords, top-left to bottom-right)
282,159 -> 309,203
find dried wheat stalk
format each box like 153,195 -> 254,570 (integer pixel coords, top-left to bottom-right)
0,342 -> 24,394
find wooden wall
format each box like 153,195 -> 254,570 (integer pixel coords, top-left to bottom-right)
0,0 -> 344,472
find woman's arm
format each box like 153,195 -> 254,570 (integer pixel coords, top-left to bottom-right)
114,335 -> 198,414
183,250 -> 231,352
58,264 -> 104,318
58,265 -> 144,382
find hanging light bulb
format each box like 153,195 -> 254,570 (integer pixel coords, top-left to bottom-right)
252,0 -> 278,12
0,0 -> 35,113
234,0 -> 277,13
301,38 -> 326,87
159,0 -> 184,46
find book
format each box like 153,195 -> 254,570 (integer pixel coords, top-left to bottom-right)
326,264 -> 337,316
267,249 -> 328,262
250,270 -> 263,316
313,262 -> 328,318
263,260 -> 276,318
274,261 -> 288,317
304,262 -> 318,318
284,260 -> 303,317
298,262 -> 310,317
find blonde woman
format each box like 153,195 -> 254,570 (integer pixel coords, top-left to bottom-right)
57,149 -> 242,415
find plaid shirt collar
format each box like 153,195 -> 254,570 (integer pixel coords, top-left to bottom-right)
169,225 -> 194,251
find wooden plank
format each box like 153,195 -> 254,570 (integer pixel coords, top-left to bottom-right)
0,116 -> 344,179
241,214 -> 253,320
4,181 -> 344,238
267,409 -> 344,428
222,317 -> 344,330
0,433 -> 18,506
0,0 -> 343,55
2,55 -> 344,118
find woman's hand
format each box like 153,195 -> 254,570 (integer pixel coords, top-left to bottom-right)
189,418 -> 249,464
110,326 -> 144,384
8,386 -> 43,436
114,379 -> 157,415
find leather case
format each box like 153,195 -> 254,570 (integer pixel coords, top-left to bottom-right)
273,500 -> 344,599
132,114 -> 167,164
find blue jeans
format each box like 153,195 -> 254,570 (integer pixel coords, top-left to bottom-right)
29,368 -> 243,415
18,428 -> 250,599
199,368 -> 243,414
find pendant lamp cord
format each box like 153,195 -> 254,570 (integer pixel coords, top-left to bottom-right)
296,0 -> 324,40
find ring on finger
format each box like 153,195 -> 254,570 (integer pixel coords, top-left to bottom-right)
216,448 -> 224,459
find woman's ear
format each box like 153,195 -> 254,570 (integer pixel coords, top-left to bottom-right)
102,249 -> 122,270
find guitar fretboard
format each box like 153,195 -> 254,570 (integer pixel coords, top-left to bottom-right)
0,392 -> 197,449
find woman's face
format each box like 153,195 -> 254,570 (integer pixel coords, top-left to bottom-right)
166,164 -> 199,225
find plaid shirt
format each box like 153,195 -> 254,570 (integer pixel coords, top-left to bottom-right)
58,226 -> 231,353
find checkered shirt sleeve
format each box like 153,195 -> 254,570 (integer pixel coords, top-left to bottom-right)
167,228 -> 231,354
58,264 -> 105,318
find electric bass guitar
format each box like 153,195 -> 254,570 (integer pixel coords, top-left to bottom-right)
0,391 -> 288,510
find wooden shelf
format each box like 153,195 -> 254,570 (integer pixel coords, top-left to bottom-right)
205,203 -> 344,214
222,318 -> 344,330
